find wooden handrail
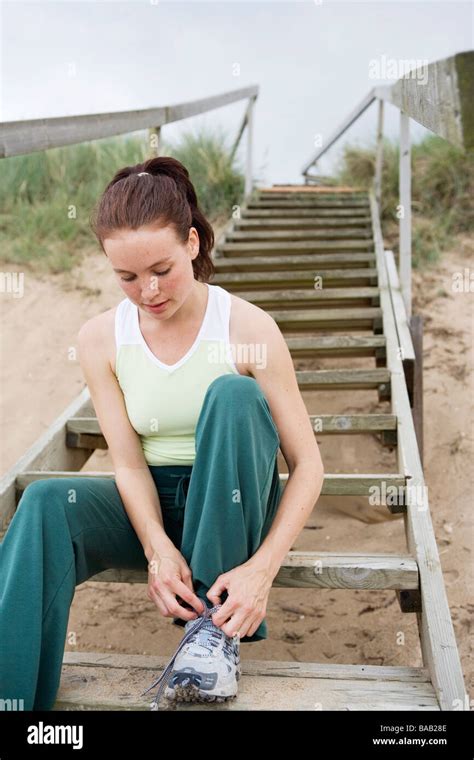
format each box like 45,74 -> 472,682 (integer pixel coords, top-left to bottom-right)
301,51 -> 473,317
301,89 -> 377,176
0,83 -> 259,201
0,85 -> 259,158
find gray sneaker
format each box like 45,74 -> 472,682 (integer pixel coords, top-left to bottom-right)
165,609 -> 241,704
140,603 -> 241,710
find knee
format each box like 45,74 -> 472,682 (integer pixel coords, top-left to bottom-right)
206,374 -> 264,407
19,478 -> 67,516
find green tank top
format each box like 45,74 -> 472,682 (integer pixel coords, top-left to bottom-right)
114,283 -> 240,466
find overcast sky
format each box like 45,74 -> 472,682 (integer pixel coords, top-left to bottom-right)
1,1 -> 472,184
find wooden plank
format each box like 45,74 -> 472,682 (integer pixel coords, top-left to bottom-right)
217,240 -> 373,255
409,315 -> 424,467
227,228 -> 373,241
0,86 -> 259,159
72,551 -> 419,590
235,217 -> 372,229
295,369 -> 390,390
249,200 -> 370,209
213,253 -> 376,272
301,89 -> 376,176
243,208 -> 371,218
269,306 -> 382,331
15,471 -> 407,498
284,335 -> 385,357
0,387 -> 93,538
379,51 -> 473,151
237,287 -> 380,308
370,189 -> 469,710
56,653 -> 439,711
309,414 -> 397,433
257,190 -> 368,199
260,185 -> 367,193
67,414 -> 397,449
384,249 -> 415,363
212,269 -> 378,289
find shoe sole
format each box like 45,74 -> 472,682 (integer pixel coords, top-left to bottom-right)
164,665 -> 241,704
165,683 -> 238,704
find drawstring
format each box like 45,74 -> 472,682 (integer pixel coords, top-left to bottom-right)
140,602 -> 223,711
173,472 -> 192,509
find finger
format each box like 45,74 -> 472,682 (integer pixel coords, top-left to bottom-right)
174,580 -> 206,615
221,610 -> 250,638
246,616 -> 262,638
207,577 -> 227,605
161,588 -> 200,621
238,613 -> 262,640
221,605 -> 262,639
212,598 -> 237,628
148,585 -> 170,617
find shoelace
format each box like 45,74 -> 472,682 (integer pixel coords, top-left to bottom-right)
139,602 -> 237,711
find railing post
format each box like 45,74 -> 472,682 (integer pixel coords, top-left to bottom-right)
245,97 -> 255,198
148,126 -> 161,158
374,98 -> 384,208
399,111 -> 412,318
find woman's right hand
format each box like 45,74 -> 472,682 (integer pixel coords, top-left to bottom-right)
147,545 -> 206,622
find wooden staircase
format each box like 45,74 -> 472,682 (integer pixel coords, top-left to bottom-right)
0,185 -> 468,711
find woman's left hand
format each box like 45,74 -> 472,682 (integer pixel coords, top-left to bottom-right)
206,558 -> 275,639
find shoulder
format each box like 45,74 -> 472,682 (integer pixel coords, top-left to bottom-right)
77,306 -> 118,372
227,289 -> 283,378
228,290 -> 278,339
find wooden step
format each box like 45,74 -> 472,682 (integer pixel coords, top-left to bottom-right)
213,253 -> 376,272
243,208 -> 371,218
227,229 -> 373,242
238,287 -> 380,308
15,471 -> 407,500
248,199 -> 370,209
284,335 -> 386,357
295,369 -> 390,391
257,191 -> 368,199
56,653 -> 439,711
217,240 -> 373,255
268,306 -> 383,331
67,414 -> 397,450
71,551 -> 419,589
212,269 -> 378,288
235,217 -> 372,230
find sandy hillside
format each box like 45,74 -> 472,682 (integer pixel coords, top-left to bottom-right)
0,229 -> 472,702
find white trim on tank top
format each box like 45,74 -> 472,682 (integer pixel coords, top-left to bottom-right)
134,282 -> 212,372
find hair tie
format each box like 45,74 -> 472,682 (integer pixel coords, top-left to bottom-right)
137,172 -> 151,177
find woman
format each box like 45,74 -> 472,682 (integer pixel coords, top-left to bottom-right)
0,156 -> 324,711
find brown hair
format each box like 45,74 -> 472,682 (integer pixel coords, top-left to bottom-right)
90,156 -> 215,282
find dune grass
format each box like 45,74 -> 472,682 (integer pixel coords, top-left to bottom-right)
0,126 -> 245,274
334,134 -> 473,267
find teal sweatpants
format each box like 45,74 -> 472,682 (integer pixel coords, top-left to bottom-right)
0,374 -> 283,710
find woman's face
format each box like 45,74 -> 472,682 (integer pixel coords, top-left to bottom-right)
103,224 -> 199,320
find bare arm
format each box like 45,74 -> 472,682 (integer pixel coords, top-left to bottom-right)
77,315 -> 205,621
77,317 -> 174,562
246,309 -> 325,576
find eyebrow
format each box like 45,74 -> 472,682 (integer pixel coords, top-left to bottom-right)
113,258 -> 171,274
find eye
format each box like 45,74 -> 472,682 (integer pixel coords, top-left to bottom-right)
120,267 -> 171,282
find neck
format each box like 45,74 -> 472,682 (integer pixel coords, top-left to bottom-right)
139,281 -> 207,332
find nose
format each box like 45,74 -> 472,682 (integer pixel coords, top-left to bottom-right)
141,274 -> 161,300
